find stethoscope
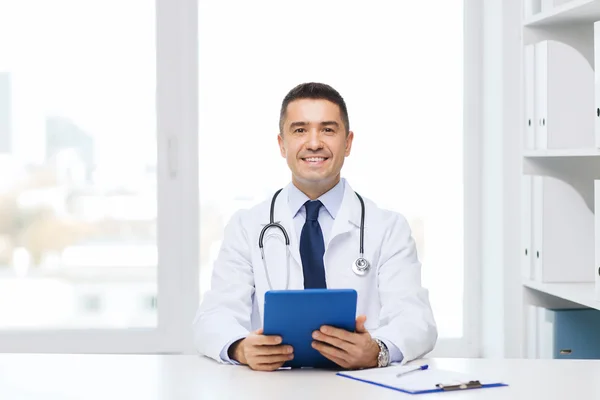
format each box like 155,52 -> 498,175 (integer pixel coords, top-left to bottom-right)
258,188 -> 370,290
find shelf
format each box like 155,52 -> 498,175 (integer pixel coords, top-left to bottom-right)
523,152 -> 600,211
523,148 -> 600,157
523,280 -> 600,311
524,0 -> 600,27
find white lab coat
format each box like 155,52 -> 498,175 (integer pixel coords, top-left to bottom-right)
193,181 -> 437,364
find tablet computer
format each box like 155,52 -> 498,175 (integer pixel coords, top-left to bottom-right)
263,288 -> 357,369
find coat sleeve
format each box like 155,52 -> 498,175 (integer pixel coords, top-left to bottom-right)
369,213 -> 438,364
192,209 -> 255,363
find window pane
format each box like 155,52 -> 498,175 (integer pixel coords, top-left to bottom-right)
0,1 -> 157,329
198,0 -> 464,338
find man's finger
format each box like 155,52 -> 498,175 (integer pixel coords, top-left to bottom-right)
253,345 -> 293,356
319,325 -> 356,343
252,334 -> 283,346
254,353 -> 294,364
312,331 -> 352,352
355,315 -> 368,333
318,351 -> 349,369
255,362 -> 285,371
312,340 -> 349,363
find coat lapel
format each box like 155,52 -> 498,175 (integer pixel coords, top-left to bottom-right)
325,181 -> 362,251
274,186 -> 303,269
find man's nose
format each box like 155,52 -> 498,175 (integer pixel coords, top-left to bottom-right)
305,130 -> 322,149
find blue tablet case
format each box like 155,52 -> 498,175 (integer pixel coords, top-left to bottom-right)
263,289 -> 357,369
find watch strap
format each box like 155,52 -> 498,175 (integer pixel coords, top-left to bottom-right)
373,338 -> 390,368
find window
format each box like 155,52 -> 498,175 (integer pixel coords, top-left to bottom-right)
0,0 -> 193,354
0,1 -> 157,330
0,0 -> 475,355
198,0 -> 471,354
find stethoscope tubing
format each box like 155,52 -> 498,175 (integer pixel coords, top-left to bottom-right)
258,188 -> 367,290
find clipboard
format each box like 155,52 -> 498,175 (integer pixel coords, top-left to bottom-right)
336,365 -> 508,395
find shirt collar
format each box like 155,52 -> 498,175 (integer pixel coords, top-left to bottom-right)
288,178 -> 346,219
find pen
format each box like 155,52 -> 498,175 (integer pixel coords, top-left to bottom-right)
395,364 -> 429,378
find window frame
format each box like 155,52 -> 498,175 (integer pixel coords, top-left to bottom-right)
424,0 -> 483,358
0,0 -> 199,354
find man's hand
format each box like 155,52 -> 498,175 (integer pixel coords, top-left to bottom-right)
229,329 -> 294,371
311,315 -> 380,370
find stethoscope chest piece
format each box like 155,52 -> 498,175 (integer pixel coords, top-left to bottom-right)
352,257 -> 370,276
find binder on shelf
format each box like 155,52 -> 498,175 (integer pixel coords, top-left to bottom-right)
524,45 -> 535,150
534,41 -> 548,149
595,22 -> 600,149
521,176 -> 533,280
540,0 -> 552,12
524,0 -> 541,18
526,305 -> 538,359
336,365 -> 507,395
537,308 -> 600,359
533,40 -> 595,150
548,0 -> 578,9
537,307 -> 555,359
531,176 -> 594,283
532,176 -> 543,281
596,180 -> 600,300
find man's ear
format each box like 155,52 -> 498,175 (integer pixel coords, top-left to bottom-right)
345,131 -> 354,157
277,133 -> 286,158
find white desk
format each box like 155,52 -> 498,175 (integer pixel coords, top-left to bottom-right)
0,354 -> 599,399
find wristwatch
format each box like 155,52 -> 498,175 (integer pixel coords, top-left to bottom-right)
373,338 -> 390,368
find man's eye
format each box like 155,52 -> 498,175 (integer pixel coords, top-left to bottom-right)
324,128 -> 334,133
294,128 -> 306,133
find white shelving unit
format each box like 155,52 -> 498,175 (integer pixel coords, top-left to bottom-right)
525,0 -> 600,26
524,280 -> 599,310
524,149 -> 600,157
521,0 -> 600,358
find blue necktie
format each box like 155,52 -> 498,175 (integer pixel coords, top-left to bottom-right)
300,200 -> 327,289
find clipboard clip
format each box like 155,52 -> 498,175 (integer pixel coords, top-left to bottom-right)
436,380 -> 482,391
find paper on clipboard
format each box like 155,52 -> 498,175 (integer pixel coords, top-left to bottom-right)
337,365 -> 507,394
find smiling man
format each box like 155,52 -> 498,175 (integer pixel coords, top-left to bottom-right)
193,82 -> 437,371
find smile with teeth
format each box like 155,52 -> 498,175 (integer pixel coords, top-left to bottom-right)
303,157 -> 328,163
